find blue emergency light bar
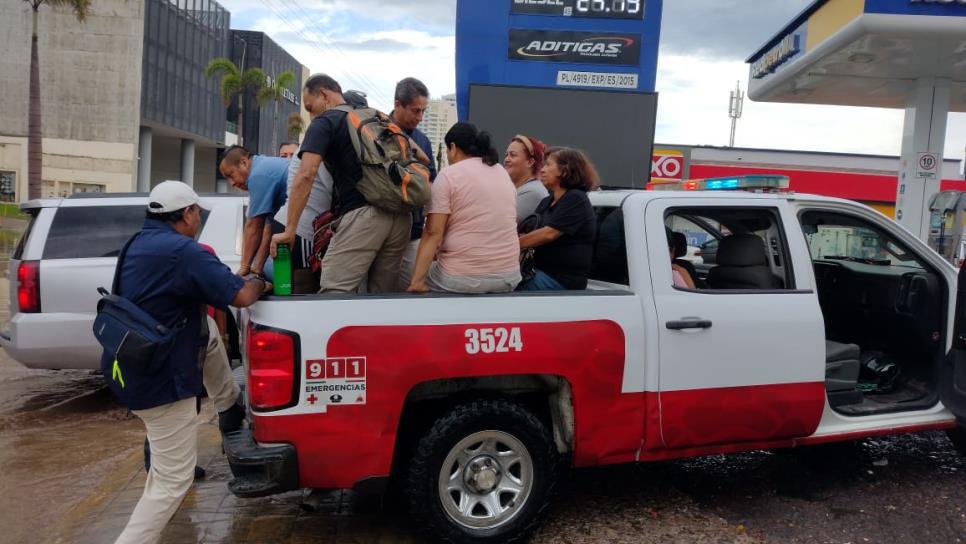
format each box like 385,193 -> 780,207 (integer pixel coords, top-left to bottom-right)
649,174 -> 791,192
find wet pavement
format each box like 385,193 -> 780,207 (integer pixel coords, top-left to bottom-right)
0,272 -> 965,542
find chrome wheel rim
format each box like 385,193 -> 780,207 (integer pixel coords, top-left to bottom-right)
437,430 -> 534,531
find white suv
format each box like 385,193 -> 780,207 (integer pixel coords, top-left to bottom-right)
0,193 -> 247,370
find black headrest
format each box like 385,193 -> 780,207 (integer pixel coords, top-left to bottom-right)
717,233 -> 768,267
672,232 -> 687,259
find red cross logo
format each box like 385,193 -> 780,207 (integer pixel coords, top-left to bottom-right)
307,394 -> 318,405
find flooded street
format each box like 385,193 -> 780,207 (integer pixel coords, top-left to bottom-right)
0,367 -> 142,544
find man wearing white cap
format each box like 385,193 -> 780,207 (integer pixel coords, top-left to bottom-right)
105,181 -> 266,544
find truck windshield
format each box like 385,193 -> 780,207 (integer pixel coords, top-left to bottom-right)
805,223 -> 922,269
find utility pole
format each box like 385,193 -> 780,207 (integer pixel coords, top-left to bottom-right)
728,81 -> 744,148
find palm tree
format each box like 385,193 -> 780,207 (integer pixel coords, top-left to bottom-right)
257,70 -> 297,156
205,58 -> 266,148
24,0 -> 92,200
287,112 -> 304,143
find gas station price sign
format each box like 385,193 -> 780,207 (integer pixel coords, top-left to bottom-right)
511,0 -> 645,20
457,0 -> 663,118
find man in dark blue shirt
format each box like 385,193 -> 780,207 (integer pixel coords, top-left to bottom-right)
219,146 -> 289,277
391,77 -> 438,290
110,181 -> 265,544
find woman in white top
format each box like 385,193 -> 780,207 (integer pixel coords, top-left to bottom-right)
504,134 -> 549,223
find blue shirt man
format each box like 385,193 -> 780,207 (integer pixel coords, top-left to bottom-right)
247,155 -> 289,218
391,77 -> 438,240
219,146 -> 289,275
109,217 -> 244,409
404,126 -> 437,240
391,77 -> 439,291
107,181 -> 265,544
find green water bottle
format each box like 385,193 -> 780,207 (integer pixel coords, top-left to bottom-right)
274,243 -> 292,295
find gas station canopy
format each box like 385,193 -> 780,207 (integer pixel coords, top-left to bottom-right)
747,0 -> 966,110
745,0 -> 966,241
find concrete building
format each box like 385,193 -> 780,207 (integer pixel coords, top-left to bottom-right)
0,0 -> 306,201
418,93 -> 458,168
0,0 -> 145,201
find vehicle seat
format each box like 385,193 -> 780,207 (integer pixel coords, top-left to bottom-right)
825,340 -> 861,392
707,234 -> 783,290
671,232 -> 701,288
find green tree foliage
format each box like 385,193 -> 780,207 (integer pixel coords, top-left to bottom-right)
205,58 -> 266,147
257,70 -> 297,155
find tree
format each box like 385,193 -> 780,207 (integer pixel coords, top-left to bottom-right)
257,70 -> 296,156
205,58 -> 266,148
287,112 -> 304,142
24,0 -> 92,200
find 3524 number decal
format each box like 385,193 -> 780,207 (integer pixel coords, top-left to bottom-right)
465,327 -> 524,355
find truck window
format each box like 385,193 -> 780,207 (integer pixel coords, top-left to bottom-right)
801,212 -> 924,269
665,207 -> 795,291
590,206 -> 628,285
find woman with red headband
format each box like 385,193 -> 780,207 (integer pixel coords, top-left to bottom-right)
504,134 -> 550,223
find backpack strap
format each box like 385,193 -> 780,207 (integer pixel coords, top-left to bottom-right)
112,233 -> 140,295
332,104 -> 354,113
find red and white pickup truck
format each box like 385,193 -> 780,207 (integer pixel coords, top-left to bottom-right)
225,188 -> 966,543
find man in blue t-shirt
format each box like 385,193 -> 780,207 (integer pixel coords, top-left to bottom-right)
390,77 -> 438,291
219,146 -> 289,276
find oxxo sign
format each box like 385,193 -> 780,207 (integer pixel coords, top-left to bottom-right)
651,149 -> 686,183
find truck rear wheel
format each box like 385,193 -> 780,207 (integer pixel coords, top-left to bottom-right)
405,399 -> 559,544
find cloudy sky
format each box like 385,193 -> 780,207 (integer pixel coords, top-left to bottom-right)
220,0 -> 965,166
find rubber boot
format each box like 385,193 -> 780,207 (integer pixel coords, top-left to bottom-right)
218,395 -> 246,434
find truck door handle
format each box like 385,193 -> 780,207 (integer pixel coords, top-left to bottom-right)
666,319 -> 713,331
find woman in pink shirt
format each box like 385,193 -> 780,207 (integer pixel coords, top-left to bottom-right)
407,123 -> 522,294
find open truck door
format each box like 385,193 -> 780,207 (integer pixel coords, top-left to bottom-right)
942,265 -> 966,438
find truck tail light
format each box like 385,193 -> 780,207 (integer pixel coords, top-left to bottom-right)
246,323 -> 299,411
17,261 -> 40,313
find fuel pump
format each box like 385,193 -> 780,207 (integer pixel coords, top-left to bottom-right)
928,191 -> 966,266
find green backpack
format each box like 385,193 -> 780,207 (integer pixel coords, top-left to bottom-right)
334,105 -> 432,213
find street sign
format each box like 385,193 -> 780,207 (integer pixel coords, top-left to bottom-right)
917,152 -> 939,179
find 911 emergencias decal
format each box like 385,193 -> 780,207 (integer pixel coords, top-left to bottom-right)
303,357 -> 366,408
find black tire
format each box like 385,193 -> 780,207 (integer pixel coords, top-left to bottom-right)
405,399 -> 560,544
948,426 -> 966,456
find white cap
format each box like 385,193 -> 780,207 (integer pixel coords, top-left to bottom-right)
147,181 -> 204,214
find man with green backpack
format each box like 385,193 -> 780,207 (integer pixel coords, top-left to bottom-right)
272,73 -> 432,294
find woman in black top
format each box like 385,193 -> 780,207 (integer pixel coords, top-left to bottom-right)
517,147 -> 598,290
